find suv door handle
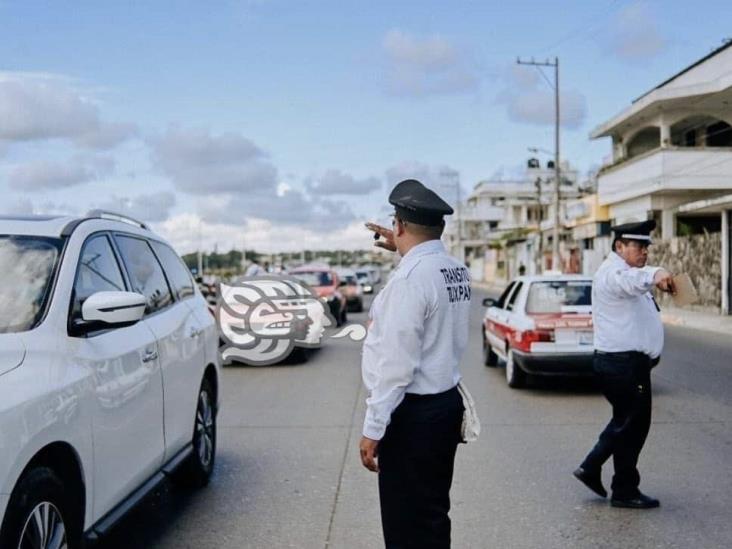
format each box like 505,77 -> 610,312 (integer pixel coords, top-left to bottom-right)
142,348 -> 158,363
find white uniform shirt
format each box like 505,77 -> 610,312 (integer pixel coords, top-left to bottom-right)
592,252 -> 664,359
361,240 -> 471,440
245,263 -> 265,276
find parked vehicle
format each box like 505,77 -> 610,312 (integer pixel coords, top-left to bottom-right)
336,268 -> 364,312
290,265 -> 348,326
0,211 -> 220,548
365,265 -> 382,284
481,275 -> 594,388
355,269 -> 374,294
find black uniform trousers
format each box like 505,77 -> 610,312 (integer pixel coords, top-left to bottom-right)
581,351 -> 653,498
378,386 -> 464,549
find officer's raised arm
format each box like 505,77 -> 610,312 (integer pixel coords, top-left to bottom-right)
601,220 -> 673,297
604,264 -> 662,297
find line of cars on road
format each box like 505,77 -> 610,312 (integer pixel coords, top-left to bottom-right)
206,263 -> 383,365
481,274 -> 595,388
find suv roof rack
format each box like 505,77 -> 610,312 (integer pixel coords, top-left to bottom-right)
86,209 -> 149,230
60,210 -> 150,237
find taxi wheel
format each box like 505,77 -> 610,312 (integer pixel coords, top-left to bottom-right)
505,349 -> 526,388
482,335 -> 498,367
340,308 -> 348,326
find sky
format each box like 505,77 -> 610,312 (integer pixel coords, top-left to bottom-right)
1,0 -> 731,253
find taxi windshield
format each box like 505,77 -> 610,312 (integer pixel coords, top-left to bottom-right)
526,280 -> 592,314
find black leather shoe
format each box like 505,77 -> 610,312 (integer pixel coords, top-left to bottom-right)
573,467 -> 607,498
611,492 -> 660,509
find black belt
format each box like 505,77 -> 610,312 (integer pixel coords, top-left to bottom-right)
594,350 -> 660,367
403,386 -> 459,402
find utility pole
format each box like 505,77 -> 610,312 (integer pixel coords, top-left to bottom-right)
517,56 -> 561,271
197,219 -> 203,276
534,177 -> 544,272
440,168 -> 462,262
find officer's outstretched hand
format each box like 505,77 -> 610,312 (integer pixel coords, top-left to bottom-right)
359,436 -> 380,472
365,222 -> 396,253
654,269 -> 676,294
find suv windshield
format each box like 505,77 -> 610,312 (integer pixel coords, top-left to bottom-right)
526,280 -> 592,314
295,271 -> 333,287
0,236 -> 63,333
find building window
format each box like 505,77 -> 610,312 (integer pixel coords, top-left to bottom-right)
677,216 -> 722,236
706,121 -> 732,147
627,127 -> 661,158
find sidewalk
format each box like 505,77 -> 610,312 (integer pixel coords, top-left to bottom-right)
660,305 -> 732,336
472,281 -> 732,336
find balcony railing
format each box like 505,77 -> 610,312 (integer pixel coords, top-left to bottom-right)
458,205 -> 505,221
597,146 -> 732,204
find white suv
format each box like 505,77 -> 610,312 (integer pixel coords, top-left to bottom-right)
0,211 -> 220,548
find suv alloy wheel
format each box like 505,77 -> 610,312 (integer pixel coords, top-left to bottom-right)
0,467 -> 81,549
177,377 -> 217,487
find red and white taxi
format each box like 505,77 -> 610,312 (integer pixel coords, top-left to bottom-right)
481,275 -> 594,388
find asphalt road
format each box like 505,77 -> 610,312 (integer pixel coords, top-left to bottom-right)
101,288 -> 732,549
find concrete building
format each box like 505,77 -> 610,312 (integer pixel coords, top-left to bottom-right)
445,159 -> 582,282
591,41 -> 732,314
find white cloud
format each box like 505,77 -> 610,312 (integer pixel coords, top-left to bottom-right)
385,161 -> 464,207
7,155 -> 115,191
197,188 -> 357,230
306,169 -> 381,195
497,65 -> 587,129
0,72 -> 137,149
605,3 -> 668,63
150,126 -> 278,195
2,198 -> 78,216
382,29 -> 479,97
95,191 -> 177,223
156,213 -> 373,255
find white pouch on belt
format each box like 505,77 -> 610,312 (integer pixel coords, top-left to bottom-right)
457,381 -> 480,443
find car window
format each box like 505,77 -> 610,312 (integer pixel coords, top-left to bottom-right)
526,280 -> 592,313
115,235 -> 173,314
150,241 -> 195,300
0,236 -> 63,333
495,282 -> 516,309
506,282 -> 523,311
71,235 -> 126,320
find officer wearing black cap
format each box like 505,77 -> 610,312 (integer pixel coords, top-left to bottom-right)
361,179 -> 470,548
574,219 -> 675,509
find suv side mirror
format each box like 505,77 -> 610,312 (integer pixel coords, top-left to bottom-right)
73,291 -> 146,335
482,297 -> 498,308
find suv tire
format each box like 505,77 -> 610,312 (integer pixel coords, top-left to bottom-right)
177,377 -> 217,488
0,466 -> 82,549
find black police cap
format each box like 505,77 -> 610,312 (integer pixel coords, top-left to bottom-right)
388,179 -> 454,226
611,219 -> 656,243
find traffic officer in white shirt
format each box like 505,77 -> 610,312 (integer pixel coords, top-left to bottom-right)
361,179 -> 471,549
574,220 -> 675,509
